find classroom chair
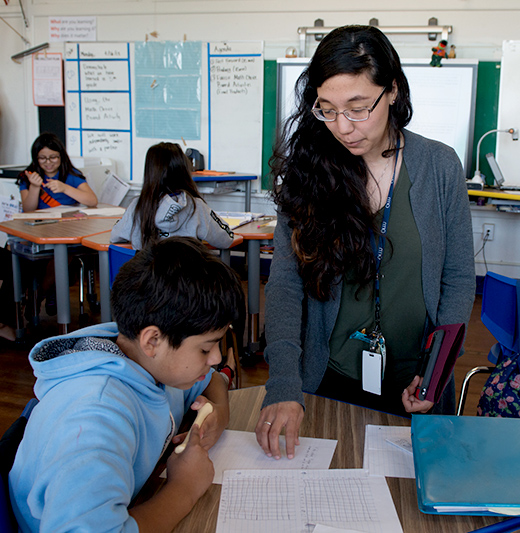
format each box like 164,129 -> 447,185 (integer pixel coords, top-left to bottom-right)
0,398 -> 38,533
457,272 -> 520,415
108,245 -> 136,289
9,240 -> 99,329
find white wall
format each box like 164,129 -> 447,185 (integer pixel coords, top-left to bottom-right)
2,0 -> 520,169
2,1 -> 520,266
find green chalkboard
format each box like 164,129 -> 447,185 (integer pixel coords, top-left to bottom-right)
471,61 -> 501,185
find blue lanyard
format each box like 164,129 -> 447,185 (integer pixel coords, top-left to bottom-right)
370,137 -> 400,332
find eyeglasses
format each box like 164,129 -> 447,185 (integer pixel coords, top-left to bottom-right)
311,87 -> 387,123
37,155 -> 60,163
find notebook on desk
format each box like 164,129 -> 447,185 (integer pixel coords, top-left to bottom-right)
412,415 -> 520,516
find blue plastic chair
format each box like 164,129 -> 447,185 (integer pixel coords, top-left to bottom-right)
457,272 -> 520,415
108,245 -> 136,289
0,398 -> 38,532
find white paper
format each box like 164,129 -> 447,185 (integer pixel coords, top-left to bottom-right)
33,53 -> 64,106
313,525 -> 364,533
216,211 -> 264,229
363,425 -> 415,479
0,194 -> 22,246
216,469 -> 403,533
98,172 -> 131,206
80,207 -> 125,217
208,429 -> 337,484
49,16 -> 97,42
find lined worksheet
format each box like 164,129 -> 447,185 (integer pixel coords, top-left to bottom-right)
216,469 -> 403,533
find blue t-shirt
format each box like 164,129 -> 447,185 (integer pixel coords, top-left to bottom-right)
20,172 -> 86,210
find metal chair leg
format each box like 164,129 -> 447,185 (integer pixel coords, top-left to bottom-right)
456,366 -> 493,416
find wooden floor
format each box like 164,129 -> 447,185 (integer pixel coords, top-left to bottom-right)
0,279 -> 496,437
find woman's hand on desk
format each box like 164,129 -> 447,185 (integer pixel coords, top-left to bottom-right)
401,375 -> 435,413
255,401 -> 304,460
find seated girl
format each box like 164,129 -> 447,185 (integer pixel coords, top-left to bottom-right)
17,133 -> 98,317
19,132 -> 97,212
111,142 -> 234,250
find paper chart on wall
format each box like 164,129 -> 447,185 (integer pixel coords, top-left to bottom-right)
216,469 -> 403,533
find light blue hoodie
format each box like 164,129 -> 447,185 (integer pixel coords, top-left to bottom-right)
9,323 -> 213,532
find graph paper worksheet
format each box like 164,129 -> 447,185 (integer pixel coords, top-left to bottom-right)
216,469 -> 403,533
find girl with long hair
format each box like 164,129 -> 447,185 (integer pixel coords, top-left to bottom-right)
111,142 -> 233,250
255,25 -> 475,460
19,132 -> 97,212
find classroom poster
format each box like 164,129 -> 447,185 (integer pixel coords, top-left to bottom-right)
32,53 -> 64,107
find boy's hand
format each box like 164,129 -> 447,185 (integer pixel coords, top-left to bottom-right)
166,424 -> 214,502
173,397 -> 227,451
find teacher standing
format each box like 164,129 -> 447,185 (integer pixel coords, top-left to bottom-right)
256,25 -> 475,459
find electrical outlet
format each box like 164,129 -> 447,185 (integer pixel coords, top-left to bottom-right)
483,223 -> 495,241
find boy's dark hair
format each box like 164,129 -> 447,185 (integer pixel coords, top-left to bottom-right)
111,236 -> 244,349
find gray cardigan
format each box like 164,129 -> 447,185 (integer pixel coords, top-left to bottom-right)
262,129 -> 476,409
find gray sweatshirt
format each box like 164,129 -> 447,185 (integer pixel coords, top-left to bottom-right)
110,192 -> 234,250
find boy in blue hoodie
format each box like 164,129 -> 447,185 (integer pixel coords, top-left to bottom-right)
9,236 -> 244,532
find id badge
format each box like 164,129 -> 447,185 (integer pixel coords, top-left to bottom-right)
362,349 -> 383,395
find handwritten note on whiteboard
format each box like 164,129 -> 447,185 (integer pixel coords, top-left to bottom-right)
208,41 -> 263,176
65,42 -> 133,179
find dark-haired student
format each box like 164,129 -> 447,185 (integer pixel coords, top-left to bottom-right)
255,25 -> 475,460
111,142 -> 233,250
19,132 -> 97,212
9,236 -> 245,532
17,133 -> 98,316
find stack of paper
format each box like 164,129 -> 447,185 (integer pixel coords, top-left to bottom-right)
216,211 -> 264,229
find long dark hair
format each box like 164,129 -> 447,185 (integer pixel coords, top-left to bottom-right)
270,25 -> 413,301
133,142 -> 203,246
18,132 -> 85,187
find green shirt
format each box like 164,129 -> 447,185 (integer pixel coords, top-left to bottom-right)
328,162 -> 427,390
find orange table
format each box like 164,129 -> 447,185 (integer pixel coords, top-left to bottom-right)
233,220 -> 276,353
81,232 -> 244,323
0,217 -> 119,337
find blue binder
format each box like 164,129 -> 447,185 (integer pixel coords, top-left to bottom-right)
412,415 -> 520,516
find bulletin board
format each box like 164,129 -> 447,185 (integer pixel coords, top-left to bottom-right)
64,41 -> 264,183
277,58 -> 478,178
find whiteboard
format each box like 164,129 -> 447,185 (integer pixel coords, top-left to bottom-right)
277,58 -> 478,178
65,41 -> 263,184
496,41 -> 520,186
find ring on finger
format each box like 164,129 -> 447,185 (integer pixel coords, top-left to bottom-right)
263,421 -> 272,426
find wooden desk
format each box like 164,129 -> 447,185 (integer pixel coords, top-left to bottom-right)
162,387 -> 500,533
0,217 -> 119,336
81,232 -> 244,323
233,221 -> 275,353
